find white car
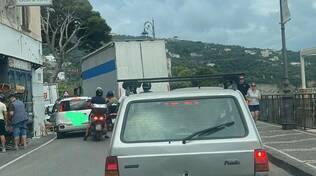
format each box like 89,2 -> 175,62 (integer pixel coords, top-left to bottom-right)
50,97 -> 91,139
105,88 -> 269,176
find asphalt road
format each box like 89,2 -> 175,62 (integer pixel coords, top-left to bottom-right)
0,133 -> 293,176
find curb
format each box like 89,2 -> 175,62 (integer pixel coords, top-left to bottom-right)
266,146 -> 316,176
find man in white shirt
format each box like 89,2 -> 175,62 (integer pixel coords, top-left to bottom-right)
0,94 -> 7,152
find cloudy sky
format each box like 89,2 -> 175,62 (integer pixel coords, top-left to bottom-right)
90,0 -> 316,51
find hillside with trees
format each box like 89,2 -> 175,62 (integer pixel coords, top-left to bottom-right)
166,39 -> 316,88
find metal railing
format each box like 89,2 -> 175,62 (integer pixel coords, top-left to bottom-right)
260,93 -> 316,129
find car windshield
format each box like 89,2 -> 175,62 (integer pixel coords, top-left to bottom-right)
60,99 -> 91,112
122,97 -> 247,142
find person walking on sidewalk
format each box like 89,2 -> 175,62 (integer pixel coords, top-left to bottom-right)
0,94 -> 7,152
247,83 -> 261,122
8,94 -> 28,150
237,74 -> 250,99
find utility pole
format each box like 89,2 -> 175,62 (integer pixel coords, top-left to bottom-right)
152,19 -> 156,39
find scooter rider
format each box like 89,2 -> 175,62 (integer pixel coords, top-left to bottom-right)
105,91 -> 119,130
141,83 -> 152,93
106,91 -> 118,106
83,87 -> 107,141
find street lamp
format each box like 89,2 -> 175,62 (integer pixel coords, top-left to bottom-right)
141,19 -> 155,39
279,0 -> 296,130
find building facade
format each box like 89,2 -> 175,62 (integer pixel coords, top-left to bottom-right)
0,0 -> 44,137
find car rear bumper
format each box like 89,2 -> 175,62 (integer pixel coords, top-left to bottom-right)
57,123 -> 88,133
256,172 -> 269,176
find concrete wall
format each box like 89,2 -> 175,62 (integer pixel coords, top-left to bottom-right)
0,1 -> 41,41
0,13 -> 42,65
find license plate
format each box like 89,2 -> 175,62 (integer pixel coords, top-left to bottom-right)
96,124 -> 102,131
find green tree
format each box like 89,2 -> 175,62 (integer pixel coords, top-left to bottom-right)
41,0 -> 111,82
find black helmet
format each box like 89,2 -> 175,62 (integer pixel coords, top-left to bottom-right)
96,87 -> 103,96
106,91 -> 114,98
142,82 -> 152,92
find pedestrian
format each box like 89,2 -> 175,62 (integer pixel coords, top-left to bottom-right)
0,94 -> 7,152
247,83 -> 261,122
8,94 -> 28,150
63,91 -> 70,98
237,74 -> 250,99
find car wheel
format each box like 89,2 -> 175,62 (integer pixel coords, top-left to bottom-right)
57,132 -> 64,139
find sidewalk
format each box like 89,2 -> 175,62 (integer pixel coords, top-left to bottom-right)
257,121 -> 316,176
0,134 -> 56,168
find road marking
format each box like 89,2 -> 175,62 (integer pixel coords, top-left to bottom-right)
0,137 -> 56,171
259,130 -> 284,133
282,147 -> 316,152
258,121 -> 316,137
257,121 -> 281,128
303,160 -> 316,164
264,138 -> 316,144
294,129 -> 316,137
261,133 -> 302,138
264,144 -> 316,170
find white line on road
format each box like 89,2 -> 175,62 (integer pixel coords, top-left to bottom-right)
261,133 -> 302,138
264,144 -> 316,170
264,138 -> 316,144
294,129 -> 316,137
282,147 -> 316,152
0,137 -> 56,171
303,160 -> 316,164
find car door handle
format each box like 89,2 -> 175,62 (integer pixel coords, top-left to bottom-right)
124,164 -> 139,169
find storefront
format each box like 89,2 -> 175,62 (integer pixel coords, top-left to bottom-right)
0,55 -> 40,137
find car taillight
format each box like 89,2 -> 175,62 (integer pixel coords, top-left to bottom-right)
93,116 -> 98,121
99,116 -> 104,120
105,156 -> 119,176
59,124 -> 65,129
255,149 -> 269,173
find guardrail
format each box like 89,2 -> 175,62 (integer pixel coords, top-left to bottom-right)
260,93 -> 316,129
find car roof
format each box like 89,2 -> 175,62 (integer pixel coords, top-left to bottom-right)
125,89 -> 242,102
60,96 -> 91,102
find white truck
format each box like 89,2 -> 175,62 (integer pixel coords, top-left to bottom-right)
81,40 -> 171,98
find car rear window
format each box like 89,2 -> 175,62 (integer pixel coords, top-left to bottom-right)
122,97 -> 247,143
60,99 -> 91,112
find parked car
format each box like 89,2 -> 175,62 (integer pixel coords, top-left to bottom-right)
50,97 -> 91,139
44,104 -> 55,132
105,88 -> 269,176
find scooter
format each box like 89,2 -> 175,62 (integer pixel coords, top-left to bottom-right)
89,103 -> 107,141
90,113 -> 106,141
106,103 -> 118,131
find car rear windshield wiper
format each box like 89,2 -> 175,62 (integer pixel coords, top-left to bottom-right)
182,121 -> 235,144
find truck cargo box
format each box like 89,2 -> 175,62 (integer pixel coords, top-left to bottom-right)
81,40 -> 170,97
